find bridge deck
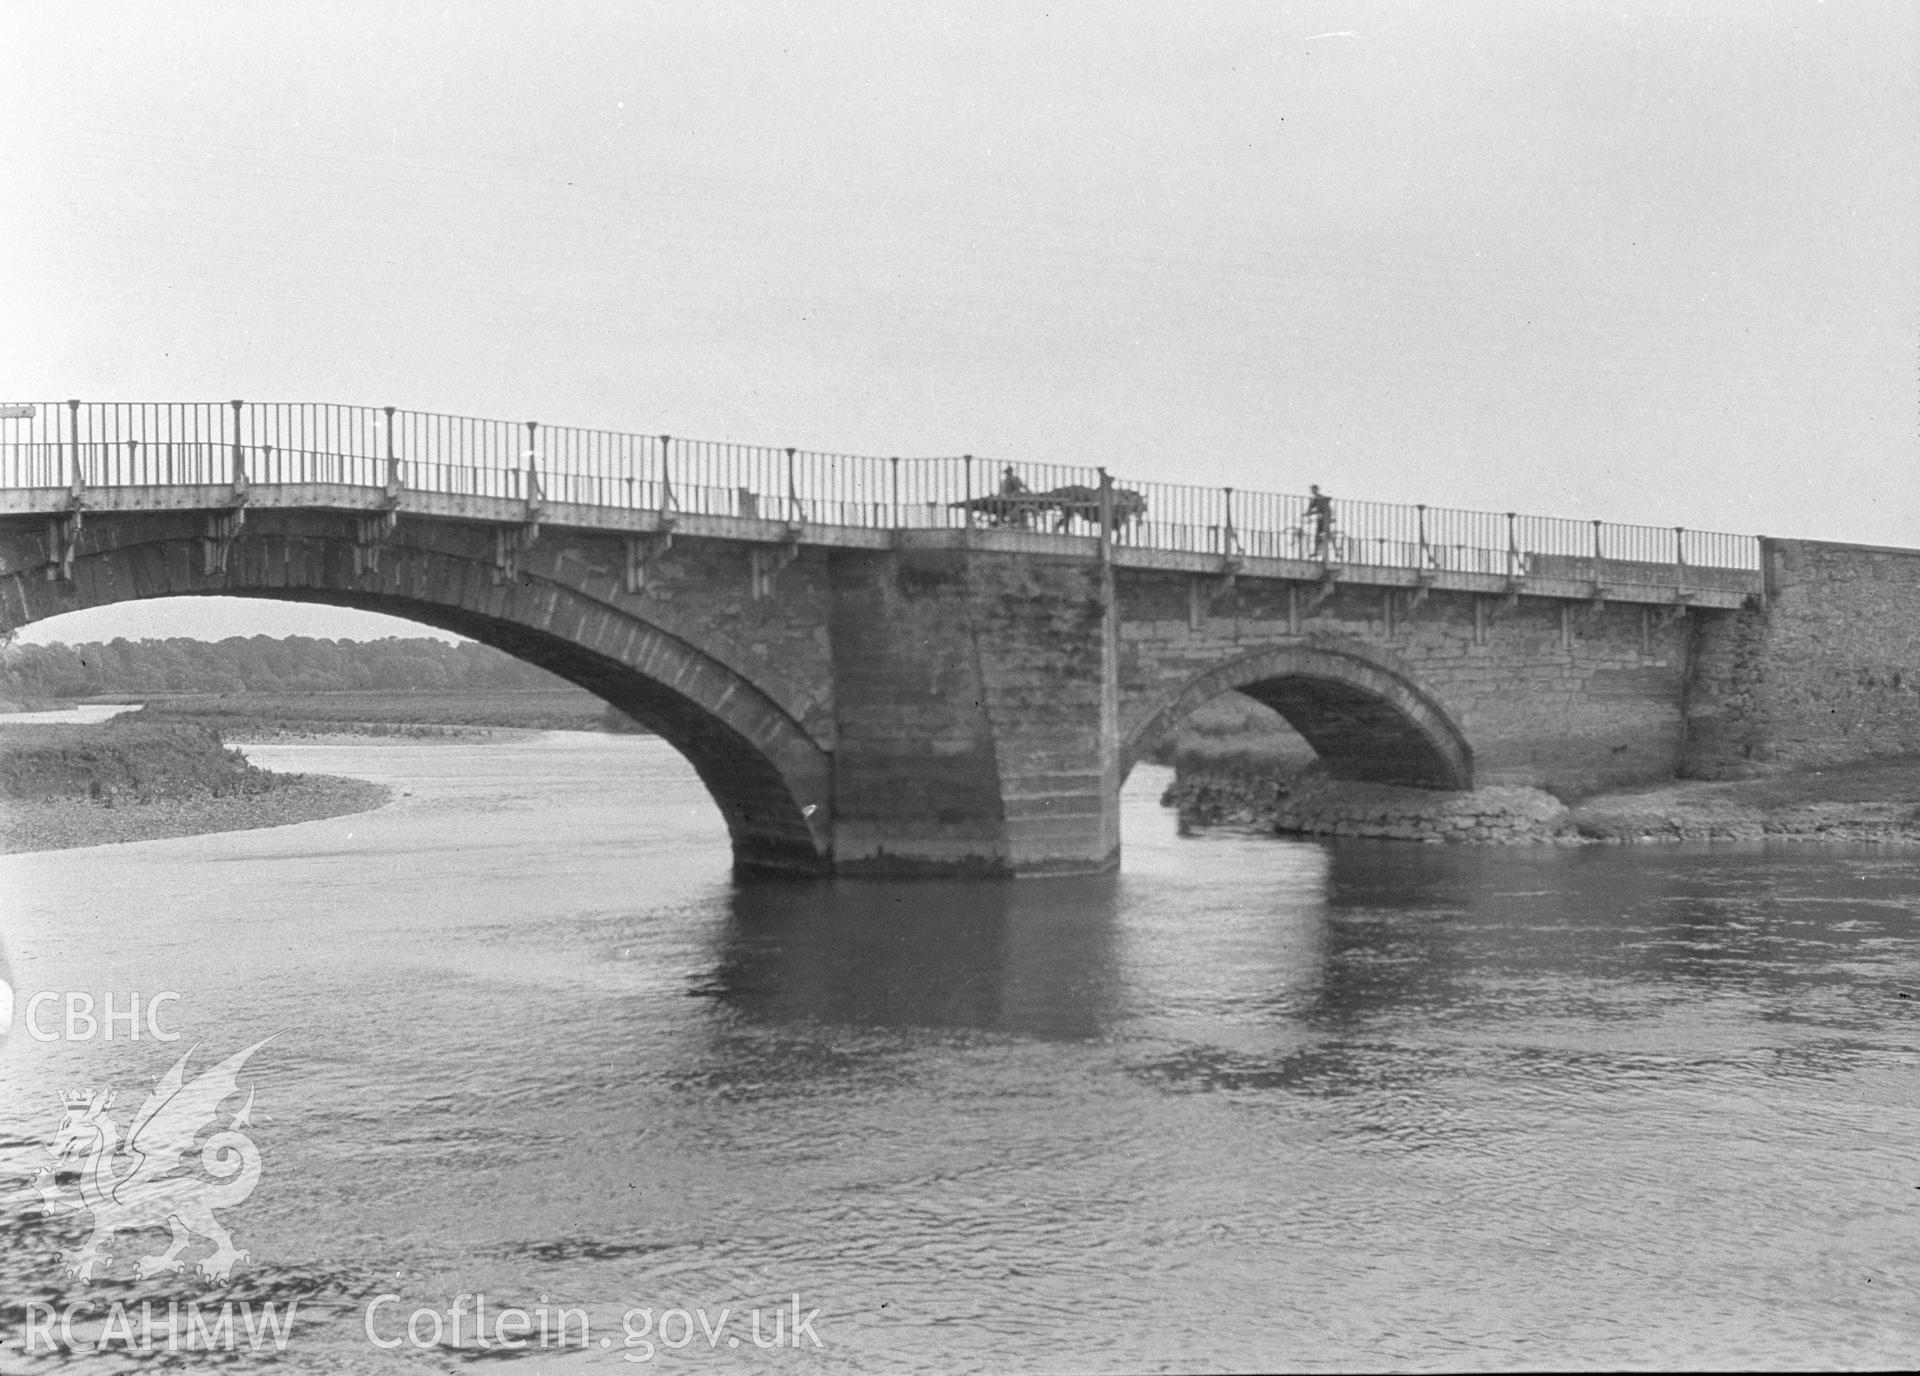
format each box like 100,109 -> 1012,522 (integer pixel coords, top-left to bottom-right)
0,480 -> 1758,608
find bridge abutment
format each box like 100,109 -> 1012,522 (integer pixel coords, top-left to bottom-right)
1682,537 -> 1920,776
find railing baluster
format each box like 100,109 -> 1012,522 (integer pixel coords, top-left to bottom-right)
65,398 -> 80,492
229,399 -> 244,487
2,400 -> 1763,590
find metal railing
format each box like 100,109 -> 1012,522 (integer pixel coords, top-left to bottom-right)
0,400 -> 1762,594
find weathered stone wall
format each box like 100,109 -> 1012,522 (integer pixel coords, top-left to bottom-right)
1683,538 -> 1920,776
1116,572 -> 1693,798
1677,601 -> 1770,778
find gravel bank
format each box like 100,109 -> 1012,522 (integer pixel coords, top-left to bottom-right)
1568,780 -> 1920,844
0,775 -> 392,853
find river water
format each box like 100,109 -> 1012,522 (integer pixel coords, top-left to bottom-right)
1,732 -> 1916,1371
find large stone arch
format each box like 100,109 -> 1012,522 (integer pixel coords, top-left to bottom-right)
1125,640 -> 1474,790
0,515 -> 834,873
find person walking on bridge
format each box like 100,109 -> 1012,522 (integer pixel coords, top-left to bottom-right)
1306,485 -> 1335,560
995,466 -> 1032,528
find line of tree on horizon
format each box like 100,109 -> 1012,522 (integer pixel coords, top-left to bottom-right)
0,634 -> 569,699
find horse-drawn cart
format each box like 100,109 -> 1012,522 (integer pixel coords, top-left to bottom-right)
950,484 -> 1147,533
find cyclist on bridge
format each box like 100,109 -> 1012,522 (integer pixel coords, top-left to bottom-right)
1306,485 -> 1335,559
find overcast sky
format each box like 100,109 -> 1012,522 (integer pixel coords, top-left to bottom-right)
3,0 -> 1915,644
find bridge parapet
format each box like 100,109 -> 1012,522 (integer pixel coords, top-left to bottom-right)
2,399 -> 1762,609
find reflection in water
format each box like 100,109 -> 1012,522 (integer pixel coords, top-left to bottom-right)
0,735 -> 1916,1370
704,876 -> 1124,1039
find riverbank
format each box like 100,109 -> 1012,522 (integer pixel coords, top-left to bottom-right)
0,697 -> 59,713
0,716 -> 392,853
93,687 -> 640,738
1163,755 -> 1920,846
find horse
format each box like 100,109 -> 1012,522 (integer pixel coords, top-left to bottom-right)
1037,484 -> 1148,533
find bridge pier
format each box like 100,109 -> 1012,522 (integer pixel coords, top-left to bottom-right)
827,546 -> 1121,876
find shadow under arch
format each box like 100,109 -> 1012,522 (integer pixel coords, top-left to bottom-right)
3,531 -> 834,874
1125,640 -> 1474,790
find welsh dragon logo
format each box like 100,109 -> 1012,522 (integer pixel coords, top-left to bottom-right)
8,1039 -> 274,1286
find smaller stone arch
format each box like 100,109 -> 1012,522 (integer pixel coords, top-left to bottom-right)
1127,641 -> 1473,790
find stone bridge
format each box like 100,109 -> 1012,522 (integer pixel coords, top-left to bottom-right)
5,400 -> 1912,876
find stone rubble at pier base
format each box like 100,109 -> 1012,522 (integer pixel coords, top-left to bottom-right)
1264,775 -> 1576,844
1164,764 -> 1920,846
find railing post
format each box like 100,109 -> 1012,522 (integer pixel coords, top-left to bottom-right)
384,405 -> 401,491
963,454 -> 974,528
525,421 -> 541,508
890,456 -> 899,529
658,434 -> 674,514
1675,526 -> 1687,599
1223,485 -> 1236,557
65,399 -> 82,496
1592,518 -> 1604,586
1417,503 -> 1430,569
1505,512 -> 1519,581
1097,467 -> 1114,564
230,399 -> 247,487
785,446 -> 801,523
